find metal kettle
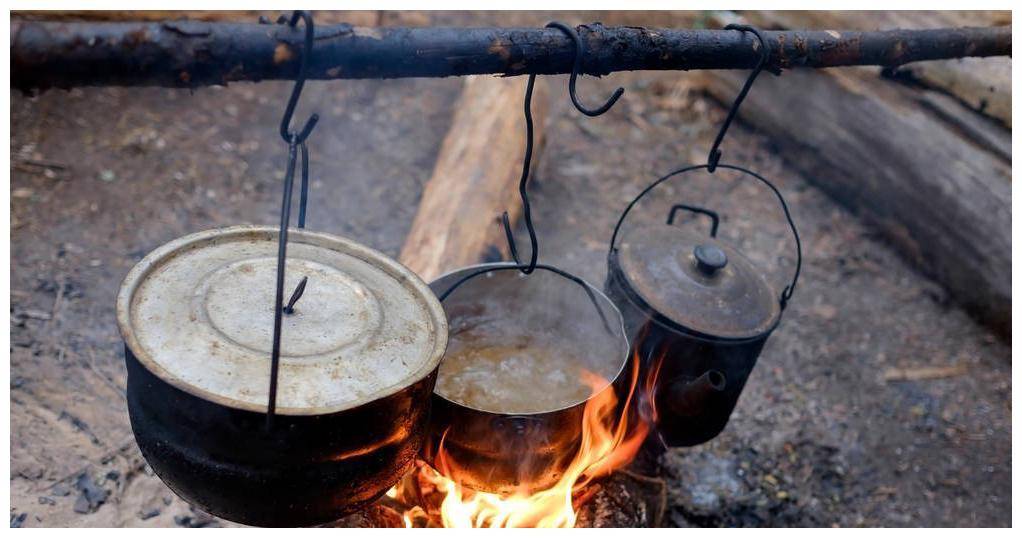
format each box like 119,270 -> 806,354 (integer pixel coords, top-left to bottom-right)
604,164 -> 801,447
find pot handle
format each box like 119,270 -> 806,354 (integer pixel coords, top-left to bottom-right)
608,163 -> 802,310
666,204 -> 720,238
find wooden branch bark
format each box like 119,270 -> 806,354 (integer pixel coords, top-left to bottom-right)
11,20 -> 1011,91
398,75 -> 548,281
744,11 -> 1012,127
701,68 -> 1011,338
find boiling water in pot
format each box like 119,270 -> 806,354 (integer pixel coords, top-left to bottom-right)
432,266 -> 627,417
437,334 -> 593,414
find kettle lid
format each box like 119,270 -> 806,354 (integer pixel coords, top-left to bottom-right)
614,223 -> 780,341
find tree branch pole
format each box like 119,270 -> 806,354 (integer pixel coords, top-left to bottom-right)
11,20 -> 1011,91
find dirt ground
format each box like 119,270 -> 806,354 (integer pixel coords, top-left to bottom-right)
9,11 -> 1011,528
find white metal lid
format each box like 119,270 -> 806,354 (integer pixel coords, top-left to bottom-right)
116,225 -> 448,415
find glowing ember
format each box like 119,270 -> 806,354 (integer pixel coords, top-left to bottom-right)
389,351 -> 648,528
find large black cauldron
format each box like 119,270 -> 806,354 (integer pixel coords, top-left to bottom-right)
118,226 -> 448,526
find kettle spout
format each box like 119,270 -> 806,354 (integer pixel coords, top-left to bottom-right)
663,370 -> 727,418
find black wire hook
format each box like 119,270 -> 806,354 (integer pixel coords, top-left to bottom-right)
546,22 -> 624,117
297,140 -> 310,228
501,74 -> 540,274
278,11 -> 320,145
706,24 -> 770,173
266,11 -> 320,429
267,137 -> 300,428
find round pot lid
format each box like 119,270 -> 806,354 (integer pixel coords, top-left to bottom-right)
116,225 -> 448,415
614,224 -> 780,341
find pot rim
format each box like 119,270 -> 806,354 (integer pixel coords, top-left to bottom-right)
429,262 -> 630,417
116,224 -> 449,416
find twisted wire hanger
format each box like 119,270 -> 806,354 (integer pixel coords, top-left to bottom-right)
500,21 -> 628,276
500,73 -> 540,274
266,10 -> 319,428
706,24 -> 770,173
439,22 -> 632,333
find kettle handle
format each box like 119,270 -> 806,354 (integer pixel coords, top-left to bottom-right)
667,204 -> 720,238
608,163 -> 802,310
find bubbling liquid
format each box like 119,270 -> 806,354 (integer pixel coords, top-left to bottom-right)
436,337 -> 596,414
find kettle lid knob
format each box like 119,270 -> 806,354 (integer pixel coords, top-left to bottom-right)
694,243 -> 728,275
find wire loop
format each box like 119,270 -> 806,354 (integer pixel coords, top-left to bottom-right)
267,136 -> 301,426
706,24 -> 769,173
500,74 -> 540,274
265,11 -> 321,429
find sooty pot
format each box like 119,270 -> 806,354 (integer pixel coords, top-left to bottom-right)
117,226 -> 448,526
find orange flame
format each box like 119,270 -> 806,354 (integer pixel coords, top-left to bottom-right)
644,346 -> 666,425
391,350 -> 649,528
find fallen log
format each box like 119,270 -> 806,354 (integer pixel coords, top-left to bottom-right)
701,67 -> 1011,338
882,364 -> 968,382
399,74 -> 548,282
10,20 -> 1011,91
743,10 -> 1012,127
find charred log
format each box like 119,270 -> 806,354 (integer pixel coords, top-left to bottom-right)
11,20 -> 1012,91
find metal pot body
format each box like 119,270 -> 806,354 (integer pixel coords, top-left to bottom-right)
421,392 -> 584,494
423,263 -> 630,494
422,373 -> 634,495
605,256 -> 770,447
125,346 -> 436,527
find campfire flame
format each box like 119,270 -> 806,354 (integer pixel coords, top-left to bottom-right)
389,351 -> 648,528
643,345 -> 666,425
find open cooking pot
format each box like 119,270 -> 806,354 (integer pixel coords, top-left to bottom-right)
117,225 -> 448,526
605,164 -> 801,447
422,263 -> 629,494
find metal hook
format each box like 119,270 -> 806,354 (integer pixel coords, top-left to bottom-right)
546,22 -> 624,117
278,11 -> 320,144
706,24 -> 769,173
501,74 -> 540,275
265,11 -> 320,429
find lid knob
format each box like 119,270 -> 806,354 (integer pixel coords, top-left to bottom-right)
694,244 -> 727,275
